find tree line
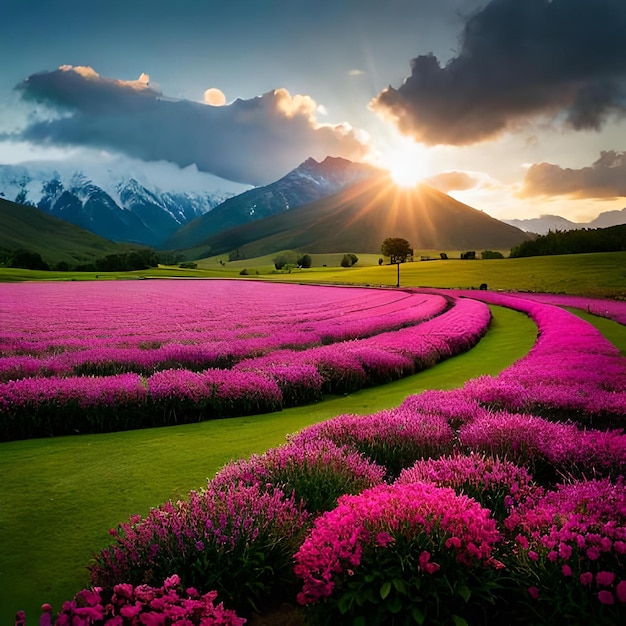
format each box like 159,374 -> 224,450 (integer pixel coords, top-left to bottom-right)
0,247 -> 164,272
510,224 -> 626,257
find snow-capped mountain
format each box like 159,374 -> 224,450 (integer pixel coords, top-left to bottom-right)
165,156 -> 381,250
503,209 -> 626,235
0,159 -> 251,246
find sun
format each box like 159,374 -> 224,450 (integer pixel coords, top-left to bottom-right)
379,134 -> 431,188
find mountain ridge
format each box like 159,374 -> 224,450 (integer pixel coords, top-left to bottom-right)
164,156 -> 381,250
188,175 -> 531,259
503,208 -> 626,235
0,162 -> 248,246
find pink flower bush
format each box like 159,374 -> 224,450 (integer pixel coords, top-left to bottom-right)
289,407 -> 455,478
90,483 -> 309,615
54,575 -> 245,625
210,438 -> 386,514
396,452 -> 535,520
504,478 -> 626,620
459,410 -> 626,481
294,481 -> 502,623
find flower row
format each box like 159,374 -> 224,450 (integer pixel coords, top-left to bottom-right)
0,297 -> 491,440
0,281 -> 447,358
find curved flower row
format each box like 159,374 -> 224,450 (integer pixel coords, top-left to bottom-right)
0,281 -> 448,376
0,295 -> 491,441
445,290 -> 626,425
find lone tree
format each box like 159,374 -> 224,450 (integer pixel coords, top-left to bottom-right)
381,237 -> 413,264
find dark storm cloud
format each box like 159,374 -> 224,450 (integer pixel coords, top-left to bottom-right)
371,0 -> 626,145
521,151 -> 626,198
9,66 -> 368,185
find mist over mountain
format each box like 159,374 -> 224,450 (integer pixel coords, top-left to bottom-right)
504,209 -> 626,235
165,156 -> 380,251
0,160 -> 250,246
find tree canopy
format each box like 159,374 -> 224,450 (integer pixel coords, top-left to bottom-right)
381,238 -> 413,264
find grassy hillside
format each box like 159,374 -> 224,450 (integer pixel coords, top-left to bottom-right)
272,251 -> 626,299
0,197 -> 137,267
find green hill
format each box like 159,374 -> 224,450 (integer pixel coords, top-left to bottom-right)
0,198 -> 138,267
183,176 -> 531,259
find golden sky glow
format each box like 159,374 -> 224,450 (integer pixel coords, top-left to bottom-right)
376,133 -> 432,188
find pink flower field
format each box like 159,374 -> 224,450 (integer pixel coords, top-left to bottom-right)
0,279 -> 491,441
4,280 -> 626,625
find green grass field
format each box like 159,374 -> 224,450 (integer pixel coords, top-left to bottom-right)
0,305 -> 538,622
2,251 -> 624,299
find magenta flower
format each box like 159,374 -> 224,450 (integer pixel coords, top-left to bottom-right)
616,580 -> 626,603
596,571 -> 616,587
598,590 -> 615,605
295,481 -> 501,605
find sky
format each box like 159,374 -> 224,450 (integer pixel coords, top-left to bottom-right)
1,0 -> 626,222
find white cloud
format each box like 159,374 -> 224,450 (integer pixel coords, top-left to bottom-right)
10,66 -> 370,185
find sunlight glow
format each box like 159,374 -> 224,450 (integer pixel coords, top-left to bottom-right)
378,134 -> 431,188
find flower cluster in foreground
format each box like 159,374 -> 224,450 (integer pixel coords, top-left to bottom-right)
54,574 -> 245,625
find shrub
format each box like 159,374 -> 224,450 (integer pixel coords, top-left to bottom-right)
294,481 -> 503,625
340,253 -> 358,267
211,438 -> 386,514
90,483 -> 308,616
481,250 -> 504,259
297,254 -> 312,268
396,452 -> 536,522
290,408 -> 455,479
54,575 -> 245,625
458,410 -> 626,484
273,252 -> 297,270
503,479 -> 626,624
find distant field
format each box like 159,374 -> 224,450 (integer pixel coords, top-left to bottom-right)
1,250 -> 624,298
267,251 -> 626,299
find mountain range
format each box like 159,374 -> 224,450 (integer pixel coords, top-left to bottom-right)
164,157 -> 379,250
502,209 -> 626,235
2,156 -> 624,263
0,162 -> 249,246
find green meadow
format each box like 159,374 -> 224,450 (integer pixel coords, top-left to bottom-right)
1,250 -> 624,299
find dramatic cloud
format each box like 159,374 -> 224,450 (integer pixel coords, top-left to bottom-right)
425,171 -> 480,193
9,66 -> 369,185
521,150 -> 626,198
371,0 -> 626,145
